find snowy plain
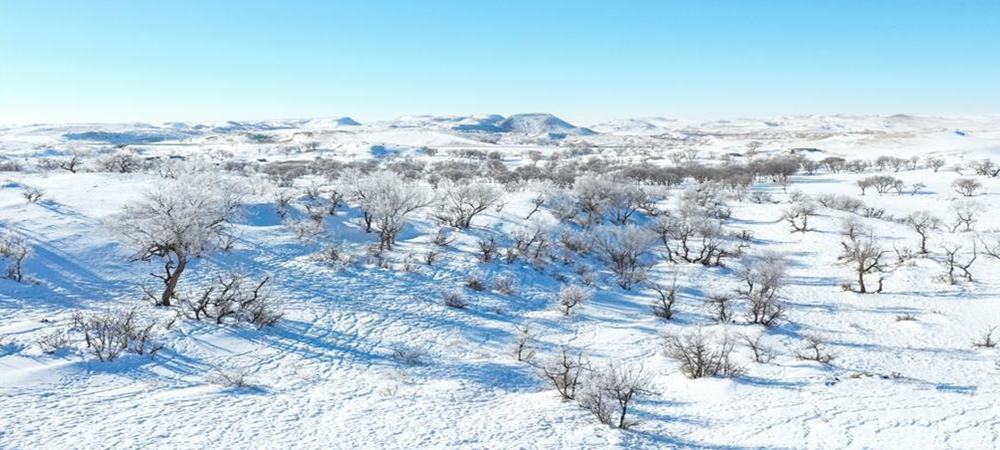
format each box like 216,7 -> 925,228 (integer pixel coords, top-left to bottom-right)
1,113 -> 999,449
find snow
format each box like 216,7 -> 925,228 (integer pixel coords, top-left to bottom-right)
1,114 -> 999,449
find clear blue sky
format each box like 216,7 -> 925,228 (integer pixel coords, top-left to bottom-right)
1,0 -> 998,125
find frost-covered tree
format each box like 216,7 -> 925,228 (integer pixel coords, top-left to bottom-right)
345,170 -> 433,250
736,251 -> 786,326
594,225 -> 657,289
436,182 -> 503,229
113,172 -> 245,306
0,231 -> 30,283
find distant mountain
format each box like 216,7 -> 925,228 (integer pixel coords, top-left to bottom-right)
496,113 -> 595,137
301,117 -> 361,129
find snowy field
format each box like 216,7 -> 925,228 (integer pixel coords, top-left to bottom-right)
1,113 -> 999,449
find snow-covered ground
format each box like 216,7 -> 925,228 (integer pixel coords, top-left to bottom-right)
1,114 -> 999,449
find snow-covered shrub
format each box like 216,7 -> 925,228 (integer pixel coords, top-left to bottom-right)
949,200 -> 983,232
538,348 -> 588,400
706,293 -> 733,323
442,289 -> 467,309
649,277 -> 678,320
816,193 -> 864,213
285,217 -> 326,245
578,362 -> 652,430
795,334 -> 835,364
476,236 -> 499,263
736,251 -> 787,327
212,367 -> 255,389
71,306 -> 161,362
113,171 -> 245,306
464,272 -> 487,291
653,213 -> 731,266
390,346 -> 428,366
0,231 -> 30,282
36,329 -> 69,355
594,225 -> 657,290
511,325 -> 536,362
493,273 -> 517,295
970,158 -> 1000,178
180,273 -> 282,328
663,330 -> 743,379
558,284 -> 594,315
940,243 -> 976,285
0,160 -> 24,172
742,332 -> 776,364
973,326 -> 998,348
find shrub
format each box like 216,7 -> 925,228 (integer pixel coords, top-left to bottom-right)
663,330 -> 743,378
390,346 -> 428,365
0,231 -> 30,283
538,348 -> 588,400
973,326 -> 998,348
579,362 -> 652,430
442,289 -> 467,309
71,306 -> 161,362
511,325 -> 537,362
559,284 -> 594,315
493,273 -> 517,295
36,329 -> 70,355
796,334 -> 835,364
22,186 -> 45,203
742,332 -> 776,364
649,278 -> 678,320
179,273 -> 282,328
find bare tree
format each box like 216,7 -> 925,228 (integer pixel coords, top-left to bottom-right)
837,233 -> 886,294
649,277 -> 678,320
973,326 -> 998,348
742,332 -> 776,363
952,178 -> 983,197
926,157 -> 946,172
538,348 -> 589,400
796,334 -> 835,364
940,242 -> 976,285
511,325 -> 537,362
113,172 -> 244,306
904,210 -> 941,254
949,201 -> 984,232
180,273 -> 282,327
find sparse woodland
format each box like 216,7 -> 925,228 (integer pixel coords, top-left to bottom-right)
1,116 -> 999,448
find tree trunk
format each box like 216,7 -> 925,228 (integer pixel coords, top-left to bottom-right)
857,269 -> 867,294
160,251 -> 187,306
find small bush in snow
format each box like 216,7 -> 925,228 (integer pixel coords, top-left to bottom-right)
594,225 -> 657,290
71,306 -> 161,362
649,277 -> 678,320
0,231 -> 30,283
442,289 -> 467,309
558,284 -> 594,316
36,329 -> 70,355
538,348 -> 589,400
578,362 -> 652,430
390,346 -> 428,366
742,332 -> 777,364
21,186 -> 45,203
212,367 -> 255,389
511,325 -> 537,363
477,236 -> 499,263
664,330 -> 743,378
493,273 -> 517,295
796,334 -> 835,364
973,326 -> 997,348
465,272 -> 487,291
180,273 -> 282,328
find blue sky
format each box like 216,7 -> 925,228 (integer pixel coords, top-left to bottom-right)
1,0 -> 998,125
